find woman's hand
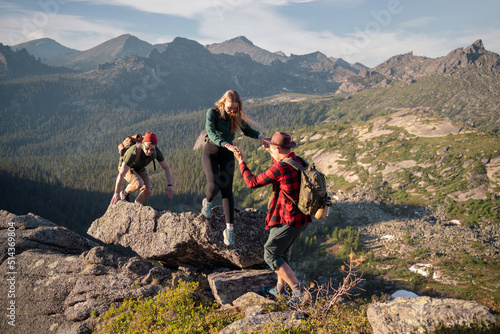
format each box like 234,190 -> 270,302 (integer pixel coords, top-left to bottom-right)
225,143 -> 241,155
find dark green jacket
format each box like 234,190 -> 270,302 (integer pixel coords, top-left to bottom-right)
205,108 -> 260,147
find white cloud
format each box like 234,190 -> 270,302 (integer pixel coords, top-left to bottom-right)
71,0 -> 323,18
0,6 -> 128,49
327,28 -> 500,67
183,0 -> 488,67
399,16 -> 436,28
260,0 -> 315,5
1,0 -> 498,68
71,0 -> 250,18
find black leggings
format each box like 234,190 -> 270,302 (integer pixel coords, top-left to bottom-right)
202,142 -> 235,225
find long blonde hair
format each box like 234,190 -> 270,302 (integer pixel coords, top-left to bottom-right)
215,90 -> 254,133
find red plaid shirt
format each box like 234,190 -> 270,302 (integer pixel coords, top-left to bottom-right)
239,152 -> 312,230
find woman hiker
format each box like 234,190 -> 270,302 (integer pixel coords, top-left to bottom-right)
201,90 -> 264,246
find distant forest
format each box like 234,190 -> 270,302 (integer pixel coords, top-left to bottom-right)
0,83 -> 341,235
1,69 -> 499,236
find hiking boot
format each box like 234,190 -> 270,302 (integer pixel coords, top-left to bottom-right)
120,190 -> 131,202
287,290 -> 311,307
201,198 -> 212,218
223,228 -> 234,246
261,286 -> 289,298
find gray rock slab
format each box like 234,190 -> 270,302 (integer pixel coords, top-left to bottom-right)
208,269 -> 276,305
367,296 -> 499,334
88,202 -> 268,268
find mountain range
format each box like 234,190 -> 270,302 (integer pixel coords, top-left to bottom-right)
0,33 -> 499,327
11,34 -> 365,77
3,34 -> 499,132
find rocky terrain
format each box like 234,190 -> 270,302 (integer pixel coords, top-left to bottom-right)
1,34 -> 499,332
0,207 -> 277,333
331,185 -> 500,287
339,39 -> 500,92
87,202 -> 268,269
1,199 -> 499,333
367,295 -> 498,334
232,106 -> 499,301
300,107 -> 499,206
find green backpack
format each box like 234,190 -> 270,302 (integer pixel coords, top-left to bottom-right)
118,134 -> 157,171
281,157 -> 328,217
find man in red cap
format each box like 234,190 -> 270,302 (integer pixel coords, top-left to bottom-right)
234,131 -> 312,306
111,132 -> 174,204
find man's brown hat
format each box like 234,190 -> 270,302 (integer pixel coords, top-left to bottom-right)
263,131 -> 297,148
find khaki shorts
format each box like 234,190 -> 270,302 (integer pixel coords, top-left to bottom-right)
124,168 -> 152,191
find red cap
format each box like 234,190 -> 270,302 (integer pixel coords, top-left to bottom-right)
143,132 -> 157,145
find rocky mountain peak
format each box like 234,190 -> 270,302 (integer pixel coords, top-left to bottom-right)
89,34 -> 132,52
206,35 -> 286,65
231,35 -> 255,46
465,39 -> 485,54
166,37 -> 208,53
114,34 -> 155,58
0,43 -> 71,80
290,51 -> 329,62
147,47 -> 161,60
382,51 -> 420,66
120,34 -> 143,47
437,40 -> 491,73
11,37 -> 78,59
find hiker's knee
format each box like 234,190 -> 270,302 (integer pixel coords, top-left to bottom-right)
140,185 -> 152,196
129,179 -> 144,191
264,247 -> 284,271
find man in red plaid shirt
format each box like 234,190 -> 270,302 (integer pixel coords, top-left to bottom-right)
234,131 -> 312,305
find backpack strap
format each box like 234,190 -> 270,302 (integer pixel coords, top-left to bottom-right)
281,157 -> 307,172
152,150 -> 157,171
279,157 -> 307,207
134,144 -> 142,165
133,144 -> 158,171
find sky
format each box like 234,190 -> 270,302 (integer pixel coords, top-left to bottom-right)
1,0 -> 499,68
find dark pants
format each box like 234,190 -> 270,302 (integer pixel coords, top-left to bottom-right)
202,141 -> 235,225
264,224 -> 307,270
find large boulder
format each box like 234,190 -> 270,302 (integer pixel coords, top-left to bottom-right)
0,211 -> 96,263
0,209 -> 307,334
221,310 -> 306,334
208,269 -> 276,305
0,211 -> 174,334
367,295 -> 499,334
87,202 -> 268,268
0,211 -> 97,333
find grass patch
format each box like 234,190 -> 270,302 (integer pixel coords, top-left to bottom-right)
95,281 -> 241,334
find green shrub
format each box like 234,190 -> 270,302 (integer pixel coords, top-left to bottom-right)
95,281 -> 241,334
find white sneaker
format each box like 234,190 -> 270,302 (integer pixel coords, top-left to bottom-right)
201,198 -> 212,218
